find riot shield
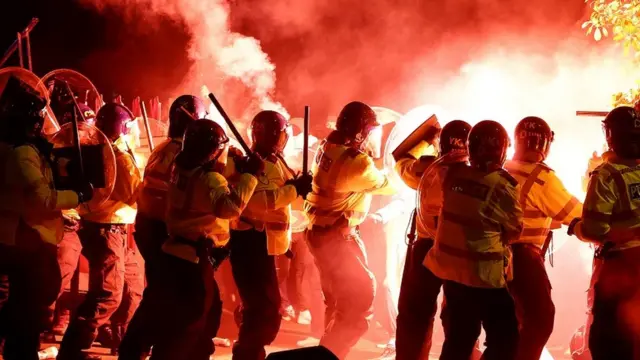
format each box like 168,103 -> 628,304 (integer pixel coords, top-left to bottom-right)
49,122 -> 116,211
40,68 -> 102,114
129,116 -> 168,169
291,210 -> 309,234
0,67 -> 59,134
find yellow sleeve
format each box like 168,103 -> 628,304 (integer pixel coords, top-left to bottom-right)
351,155 -> 395,195
394,156 -> 435,190
208,172 -> 258,219
491,181 -> 524,243
248,186 -> 297,211
537,172 -> 583,226
9,146 -> 79,210
575,170 -> 615,242
112,151 -> 142,207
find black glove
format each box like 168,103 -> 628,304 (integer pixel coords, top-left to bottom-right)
286,172 -> 313,199
567,218 -> 581,236
235,154 -> 265,175
76,182 -> 94,204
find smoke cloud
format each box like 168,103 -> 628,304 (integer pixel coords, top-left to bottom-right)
78,0 -> 288,124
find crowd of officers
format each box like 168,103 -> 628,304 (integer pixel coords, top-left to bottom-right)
0,73 -> 638,360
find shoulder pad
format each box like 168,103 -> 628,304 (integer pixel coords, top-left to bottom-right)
344,147 -> 364,159
497,169 -> 519,187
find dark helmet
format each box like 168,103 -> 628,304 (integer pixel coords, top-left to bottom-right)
335,101 -> 380,145
58,103 -> 97,126
468,120 -> 510,170
169,95 -> 207,139
603,106 -> 640,158
514,116 -> 554,160
440,120 -> 471,155
182,119 -> 230,166
95,103 -> 135,142
250,110 -> 290,157
0,76 -> 48,140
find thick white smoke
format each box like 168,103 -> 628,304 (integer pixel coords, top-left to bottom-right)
79,0 -> 288,120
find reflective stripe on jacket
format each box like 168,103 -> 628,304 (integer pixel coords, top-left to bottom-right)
164,166 -> 257,264
232,156 -> 297,255
424,165 -> 523,288
575,156 -> 640,251
505,160 -> 582,248
4,143 -> 79,246
304,140 -> 394,228
137,138 -> 182,221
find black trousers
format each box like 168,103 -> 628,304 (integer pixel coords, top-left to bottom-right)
288,234 -> 324,336
119,215 -> 168,359
396,237 -> 442,360
230,229 -> 282,360
0,243 -> 61,360
508,244 -> 555,360
590,246 -> 640,360
150,253 -> 223,360
440,281 -> 518,360
58,222 -> 128,358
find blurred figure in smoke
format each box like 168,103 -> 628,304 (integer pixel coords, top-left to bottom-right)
118,95 -> 206,359
304,102 -> 395,358
425,120 -> 521,360
393,118 -> 472,359
229,111 -> 312,360
58,103 -> 142,360
569,106 -> 640,360
504,116 -> 583,360
0,76 -> 93,360
359,121 -> 403,357
157,119 -> 260,359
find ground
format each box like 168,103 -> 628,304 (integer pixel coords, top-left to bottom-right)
27,310 -> 575,360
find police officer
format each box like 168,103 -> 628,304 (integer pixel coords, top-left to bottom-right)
503,116 -> 582,360
569,106 -> 640,360
424,120 -> 522,360
118,95 -> 206,359
0,76 -> 93,360
228,110 -> 312,360
154,119 -> 261,359
394,119 -> 471,359
304,101 -> 395,359
58,103 -> 142,360
49,105 -> 98,337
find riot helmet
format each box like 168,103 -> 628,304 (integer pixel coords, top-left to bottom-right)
250,110 -> 290,158
440,120 -> 471,155
335,101 -> 380,147
95,103 -> 135,142
169,95 -> 207,139
468,120 -> 510,171
603,106 -> 640,159
0,75 -> 48,142
181,119 -> 230,168
514,116 -> 554,161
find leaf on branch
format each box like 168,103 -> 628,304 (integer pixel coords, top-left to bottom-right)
582,21 -> 591,29
603,27 -> 609,36
595,27 -> 603,40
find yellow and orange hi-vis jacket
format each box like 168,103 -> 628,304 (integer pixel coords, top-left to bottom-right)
505,160 -> 582,249
163,164 -> 258,264
304,141 -> 395,228
424,165 -> 523,289
396,154 -> 469,239
80,138 -> 141,224
231,156 -> 298,256
574,155 -> 640,252
137,138 -> 182,221
2,143 -> 79,246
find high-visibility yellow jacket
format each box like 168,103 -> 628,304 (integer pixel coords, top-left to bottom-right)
574,155 -> 640,251
137,138 -> 182,221
505,160 -> 582,248
232,156 -> 297,255
304,141 -> 395,228
3,143 -> 79,246
163,166 -> 257,264
424,165 -> 523,289
396,155 -> 469,239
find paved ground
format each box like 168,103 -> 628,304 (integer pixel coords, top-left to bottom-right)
28,310 -> 574,359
